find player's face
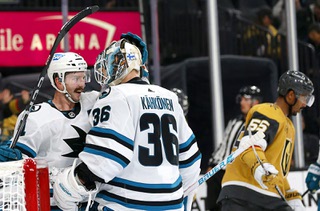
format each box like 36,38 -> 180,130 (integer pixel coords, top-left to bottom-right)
239,96 -> 253,115
65,72 -> 86,102
291,95 -> 308,116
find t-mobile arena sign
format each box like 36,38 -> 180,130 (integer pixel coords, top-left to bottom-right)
0,11 -> 141,66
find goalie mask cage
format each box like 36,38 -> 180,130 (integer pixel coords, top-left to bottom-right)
0,158 -> 50,211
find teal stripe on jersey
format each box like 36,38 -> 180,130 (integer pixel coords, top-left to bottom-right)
179,134 -> 196,151
97,190 -> 184,210
84,147 -> 129,168
111,176 -> 182,191
15,142 -> 37,158
89,127 -> 134,150
179,151 -> 202,168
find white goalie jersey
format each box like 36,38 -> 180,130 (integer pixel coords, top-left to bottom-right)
79,82 -> 202,211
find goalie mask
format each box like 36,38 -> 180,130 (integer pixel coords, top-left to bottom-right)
94,39 -> 142,86
47,52 -> 89,103
278,70 -> 314,107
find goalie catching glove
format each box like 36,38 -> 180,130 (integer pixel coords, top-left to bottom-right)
305,162 -> 320,193
53,159 -> 100,211
0,143 -> 22,161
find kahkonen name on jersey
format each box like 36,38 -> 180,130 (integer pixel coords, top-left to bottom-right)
140,96 -> 174,111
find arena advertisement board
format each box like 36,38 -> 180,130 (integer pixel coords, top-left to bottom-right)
192,170 -> 319,210
0,11 -> 141,67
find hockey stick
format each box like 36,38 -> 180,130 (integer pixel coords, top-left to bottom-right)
10,81 -> 52,100
248,129 -> 288,204
184,130 -> 265,196
10,5 -> 99,149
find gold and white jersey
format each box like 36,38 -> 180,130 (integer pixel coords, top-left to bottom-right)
218,103 -> 295,209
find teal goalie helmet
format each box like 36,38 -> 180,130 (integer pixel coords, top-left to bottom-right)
94,39 -> 142,86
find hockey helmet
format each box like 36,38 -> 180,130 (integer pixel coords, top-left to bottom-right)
171,88 -> 189,116
236,85 -> 262,103
278,70 -> 314,107
47,52 -> 89,92
94,39 -> 142,86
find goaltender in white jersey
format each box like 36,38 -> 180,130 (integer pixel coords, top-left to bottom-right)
53,38 -> 202,211
0,52 -> 99,210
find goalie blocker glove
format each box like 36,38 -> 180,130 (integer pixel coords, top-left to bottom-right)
0,143 -> 22,161
306,162 -> 320,192
53,159 -> 100,211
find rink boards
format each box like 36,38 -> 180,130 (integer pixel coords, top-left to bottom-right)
192,170 -> 318,211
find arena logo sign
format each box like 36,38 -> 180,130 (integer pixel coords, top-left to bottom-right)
0,16 -> 115,52
0,28 -> 108,52
0,11 -> 141,66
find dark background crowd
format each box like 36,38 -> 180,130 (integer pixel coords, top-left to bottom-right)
1,0 -> 320,171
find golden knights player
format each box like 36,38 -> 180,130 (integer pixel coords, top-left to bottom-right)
218,70 -> 314,211
53,38 -> 202,210
206,85 -> 262,211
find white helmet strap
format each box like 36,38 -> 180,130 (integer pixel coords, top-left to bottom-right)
65,92 -> 77,103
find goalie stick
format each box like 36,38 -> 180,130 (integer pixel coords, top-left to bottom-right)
184,130 -> 265,196
10,5 -> 99,149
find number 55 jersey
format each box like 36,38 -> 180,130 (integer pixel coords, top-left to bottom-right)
79,79 -> 202,211
218,103 -> 295,209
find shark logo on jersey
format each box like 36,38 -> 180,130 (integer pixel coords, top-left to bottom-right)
62,125 -> 87,158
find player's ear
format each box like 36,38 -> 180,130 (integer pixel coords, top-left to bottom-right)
286,90 -> 296,104
54,77 -> 63,90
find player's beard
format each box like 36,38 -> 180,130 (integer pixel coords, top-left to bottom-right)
70,88 -> 84,102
